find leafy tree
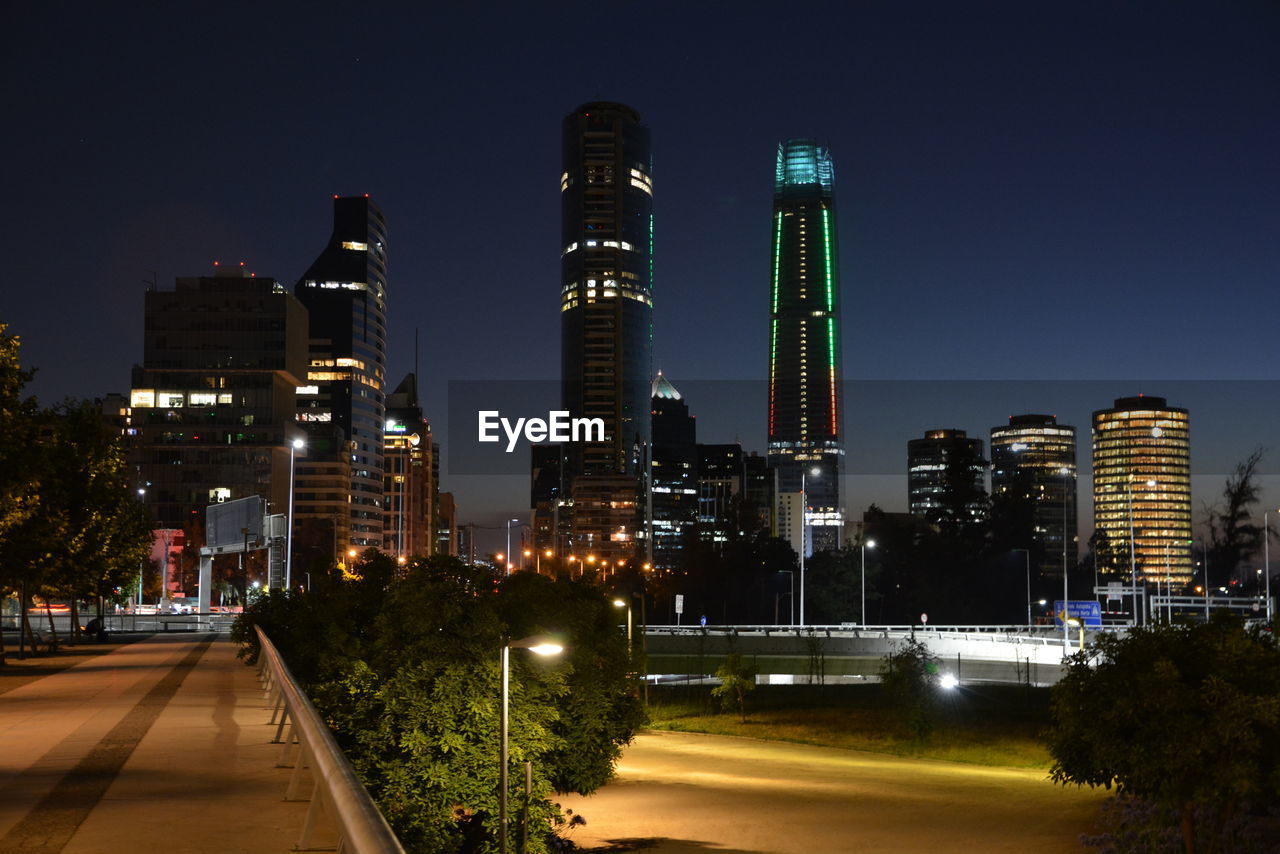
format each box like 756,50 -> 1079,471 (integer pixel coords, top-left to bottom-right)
1047,613 -> 1280,853
235,557 -> 642,853
0,324 -> 39,548
1205,449 -> 1265,589
879,637 -> 940,739
711,652 -> 757,722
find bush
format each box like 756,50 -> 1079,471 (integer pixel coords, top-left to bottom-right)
1048,612 -> 1280,853
711,653 -> 757,722
879,637 -> 939,739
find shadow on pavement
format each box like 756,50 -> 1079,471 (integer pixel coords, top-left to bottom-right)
580,839 -> 778,853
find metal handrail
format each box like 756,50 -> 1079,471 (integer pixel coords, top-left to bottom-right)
254,625 -> 406,854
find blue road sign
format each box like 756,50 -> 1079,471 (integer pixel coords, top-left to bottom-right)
1054,600 -> 1102,628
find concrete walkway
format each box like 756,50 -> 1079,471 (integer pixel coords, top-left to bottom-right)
0,635 -> 315,854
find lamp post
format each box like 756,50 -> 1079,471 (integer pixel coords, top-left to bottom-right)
1201,540 -> 1210,621
286,438 -> 304,591
1127,475 -> 1156,626
799,466 -> 820,626
613,598 -> 632,647
500,636 -> 564,854
1013,548 -> 1031,627
505,518 -> 519,576
860,538 -> 875,627
1063,467 -> 1074,652
777,570 -> 794,625
1266,509 -> 1275,623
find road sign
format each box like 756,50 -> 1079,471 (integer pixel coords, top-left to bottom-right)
1054,600 -> 1102,628
920,613 -> 928,625
675,594 -> 684,615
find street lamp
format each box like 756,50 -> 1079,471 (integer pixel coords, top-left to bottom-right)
612,598 -> 632,646
799,466 -> 820,626
499,636 -> 564,854
860,538 -> 875,627
286,437 -> 304,591
1266,509 -> 1276,623
1013,548 -> 1031,627
776,570 -> 794,625
1126,475 -> 1156,626
1062,467 -> 1075,651
505,518 -> 519,576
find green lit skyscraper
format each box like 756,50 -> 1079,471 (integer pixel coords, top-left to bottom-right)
767,140 -> 844,554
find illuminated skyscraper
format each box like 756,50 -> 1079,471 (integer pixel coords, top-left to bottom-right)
990,414 -> 1078,579
560,102 -> 653,558
908,429 -> 988,526
1092,396 -> 1192,584
382,373 -> 434,560
767,139 -> 844,553
650,373 -> 697,566
294,195 -> 389,551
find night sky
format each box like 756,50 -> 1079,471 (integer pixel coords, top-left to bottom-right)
4,2 -> 1278,549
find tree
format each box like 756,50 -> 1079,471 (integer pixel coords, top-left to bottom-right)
1047,613 -> 1280,853
879,637 -> 940,739
234,558 -> 643,853
0,325 -> 42,662
711,652 -> 757,722
1205,449 -> 1265,589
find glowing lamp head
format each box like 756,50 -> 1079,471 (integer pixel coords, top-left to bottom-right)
292,438 -> 305,450
866,539 -> 876,549
940,673 -> 959,690
527,643 -> 563,656
612,598 -> 626,608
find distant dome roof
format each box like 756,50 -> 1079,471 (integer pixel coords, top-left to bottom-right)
652,372 -> 682,400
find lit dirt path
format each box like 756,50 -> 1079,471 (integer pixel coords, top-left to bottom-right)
558,730 -> 1104,853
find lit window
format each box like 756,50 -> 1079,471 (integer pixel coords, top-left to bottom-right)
295,385 -> 320,395
189,392 -> 217,406
158,392 -> 184,408
217,393 -> 233,405
341,241 -> 368,251
130,390 -> 155,408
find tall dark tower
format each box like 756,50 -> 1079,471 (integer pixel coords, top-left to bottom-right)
560,102 -> 653,559
766,139 -> 845,554
294,196 -> 389,551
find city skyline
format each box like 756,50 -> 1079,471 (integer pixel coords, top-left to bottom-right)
4,3 -> 1278,551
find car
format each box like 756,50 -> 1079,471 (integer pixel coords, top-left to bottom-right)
168,598 -> 201,614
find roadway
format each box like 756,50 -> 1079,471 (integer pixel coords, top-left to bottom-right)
558,731 -> 1104,853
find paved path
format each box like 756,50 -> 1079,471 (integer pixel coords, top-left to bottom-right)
558,731 -> 1105,853
0,635 -> 316,854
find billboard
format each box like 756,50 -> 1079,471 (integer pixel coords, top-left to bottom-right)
206,496 -> 264,550
1054,599 -> 1102,628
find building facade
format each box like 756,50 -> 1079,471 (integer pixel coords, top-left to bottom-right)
382,373 -> 434,560
129,267 -> 307,539
1092,395 -> 1192,584
990,414 -> 1078,579
766,139 -> 845,553
650,373 -> 698,568
294,195 -> 389,553
907,429 -> 989,526
559,102 -> 654,560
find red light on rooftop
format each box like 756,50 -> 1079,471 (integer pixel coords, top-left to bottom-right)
239,261 -> 245,267
213,260 -> 220,266
364,193 -> 369,198
333,194 -> 339,199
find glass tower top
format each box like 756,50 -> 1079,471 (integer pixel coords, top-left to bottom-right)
775,139 -> 834,196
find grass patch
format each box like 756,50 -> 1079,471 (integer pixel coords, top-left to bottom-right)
645,682 -> 1053,768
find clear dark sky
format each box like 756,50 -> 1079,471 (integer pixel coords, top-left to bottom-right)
4,2 -> 1278,549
